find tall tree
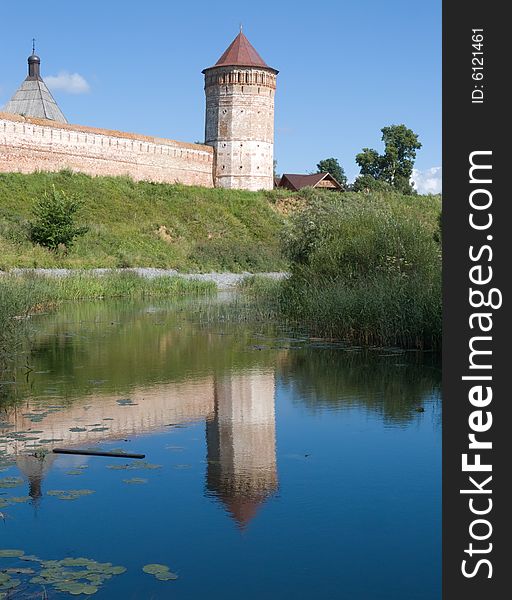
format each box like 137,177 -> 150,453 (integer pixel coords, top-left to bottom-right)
316,158 -> 347,187
355,125 -> 421,194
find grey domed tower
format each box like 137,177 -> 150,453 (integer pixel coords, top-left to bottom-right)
2,44 -> 67,123
203,30 -> 278,191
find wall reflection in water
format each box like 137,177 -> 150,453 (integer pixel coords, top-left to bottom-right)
4,369 -> 278,526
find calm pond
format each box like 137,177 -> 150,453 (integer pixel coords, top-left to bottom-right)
0,296 -> 441,599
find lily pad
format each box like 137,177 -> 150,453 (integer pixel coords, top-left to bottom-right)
0,549 -> 25,558
0,576 -> 20,590
20,555 -> 43,563
0,477 -> 23,489
47,489 -> 95,501
55,582 -> 98,595
142,563 -> 178,581
123,478 -> 148,485
31,556 -> 127,595
107,462 -> 161,471
4,567 -> 35,574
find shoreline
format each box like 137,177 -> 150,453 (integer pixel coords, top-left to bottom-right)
1,269 -> 288,290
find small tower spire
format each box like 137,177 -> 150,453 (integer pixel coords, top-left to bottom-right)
27,39 -> 41,80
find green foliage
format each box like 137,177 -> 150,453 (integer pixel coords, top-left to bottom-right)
355,124 -> 422,194
277,191 -> 441,349
316,158 -> 347,187
351,174 -> 394,193
0,172 -> 287,271
29,186 -> 88,250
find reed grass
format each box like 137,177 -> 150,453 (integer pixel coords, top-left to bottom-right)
238,191 -> 442,350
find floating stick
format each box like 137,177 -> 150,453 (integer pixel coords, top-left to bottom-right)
52,448 -> 145,459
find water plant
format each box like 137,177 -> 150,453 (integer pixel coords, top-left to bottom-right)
142,563 -> 178,581
0,477 -> 23,489
46,489 -> 95,501
29,557 -> 127,596
0,549 -> 127,596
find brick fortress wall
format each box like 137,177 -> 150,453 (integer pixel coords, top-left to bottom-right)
0,112 -> 214,187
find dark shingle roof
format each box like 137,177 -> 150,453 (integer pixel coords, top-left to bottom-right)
279,173 -> 343,191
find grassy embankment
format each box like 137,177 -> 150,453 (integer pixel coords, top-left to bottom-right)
0,171 -> 289,271
237,190 -> 442,350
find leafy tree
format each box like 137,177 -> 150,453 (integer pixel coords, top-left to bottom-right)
355,125 -> 421,194
316,158 -> 347,188
29,186 -> 88,251
354,149 -> 382,180
352,174 -> 393,193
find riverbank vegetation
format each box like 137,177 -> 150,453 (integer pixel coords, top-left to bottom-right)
0,171 -> 441,354
238,190 -> 442,350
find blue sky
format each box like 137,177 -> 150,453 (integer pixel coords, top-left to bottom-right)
0,0 -> 441,191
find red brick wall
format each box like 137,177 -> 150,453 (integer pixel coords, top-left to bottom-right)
0,113 -> 214,187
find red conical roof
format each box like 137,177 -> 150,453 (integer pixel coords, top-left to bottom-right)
212,32 -> 273,69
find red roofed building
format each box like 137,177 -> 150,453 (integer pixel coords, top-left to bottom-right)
278,172 -> 344,191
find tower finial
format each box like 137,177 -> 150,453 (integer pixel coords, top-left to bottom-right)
240,23 -> 243,33
27,40 -> 41,80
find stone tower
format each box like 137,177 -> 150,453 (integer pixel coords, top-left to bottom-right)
203,30 -> 278,191
2,46 -> 67,123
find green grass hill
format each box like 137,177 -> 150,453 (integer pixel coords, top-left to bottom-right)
0,171 -> 291,272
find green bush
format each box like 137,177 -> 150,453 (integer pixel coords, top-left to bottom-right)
277,190 -> 442,349
352,174 -> 394,193
29,186 -> 88,250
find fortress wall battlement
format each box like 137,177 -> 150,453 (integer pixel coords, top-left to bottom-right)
0,112 -> 214,187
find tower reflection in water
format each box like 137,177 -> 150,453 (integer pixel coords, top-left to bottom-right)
206,370 -> 278,528
9,369 -> 278,527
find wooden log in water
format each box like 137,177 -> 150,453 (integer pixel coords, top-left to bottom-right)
52,448 -> 145,459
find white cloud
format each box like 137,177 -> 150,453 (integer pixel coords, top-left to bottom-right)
45,71 -> 90,94
411,166 -> 442,195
